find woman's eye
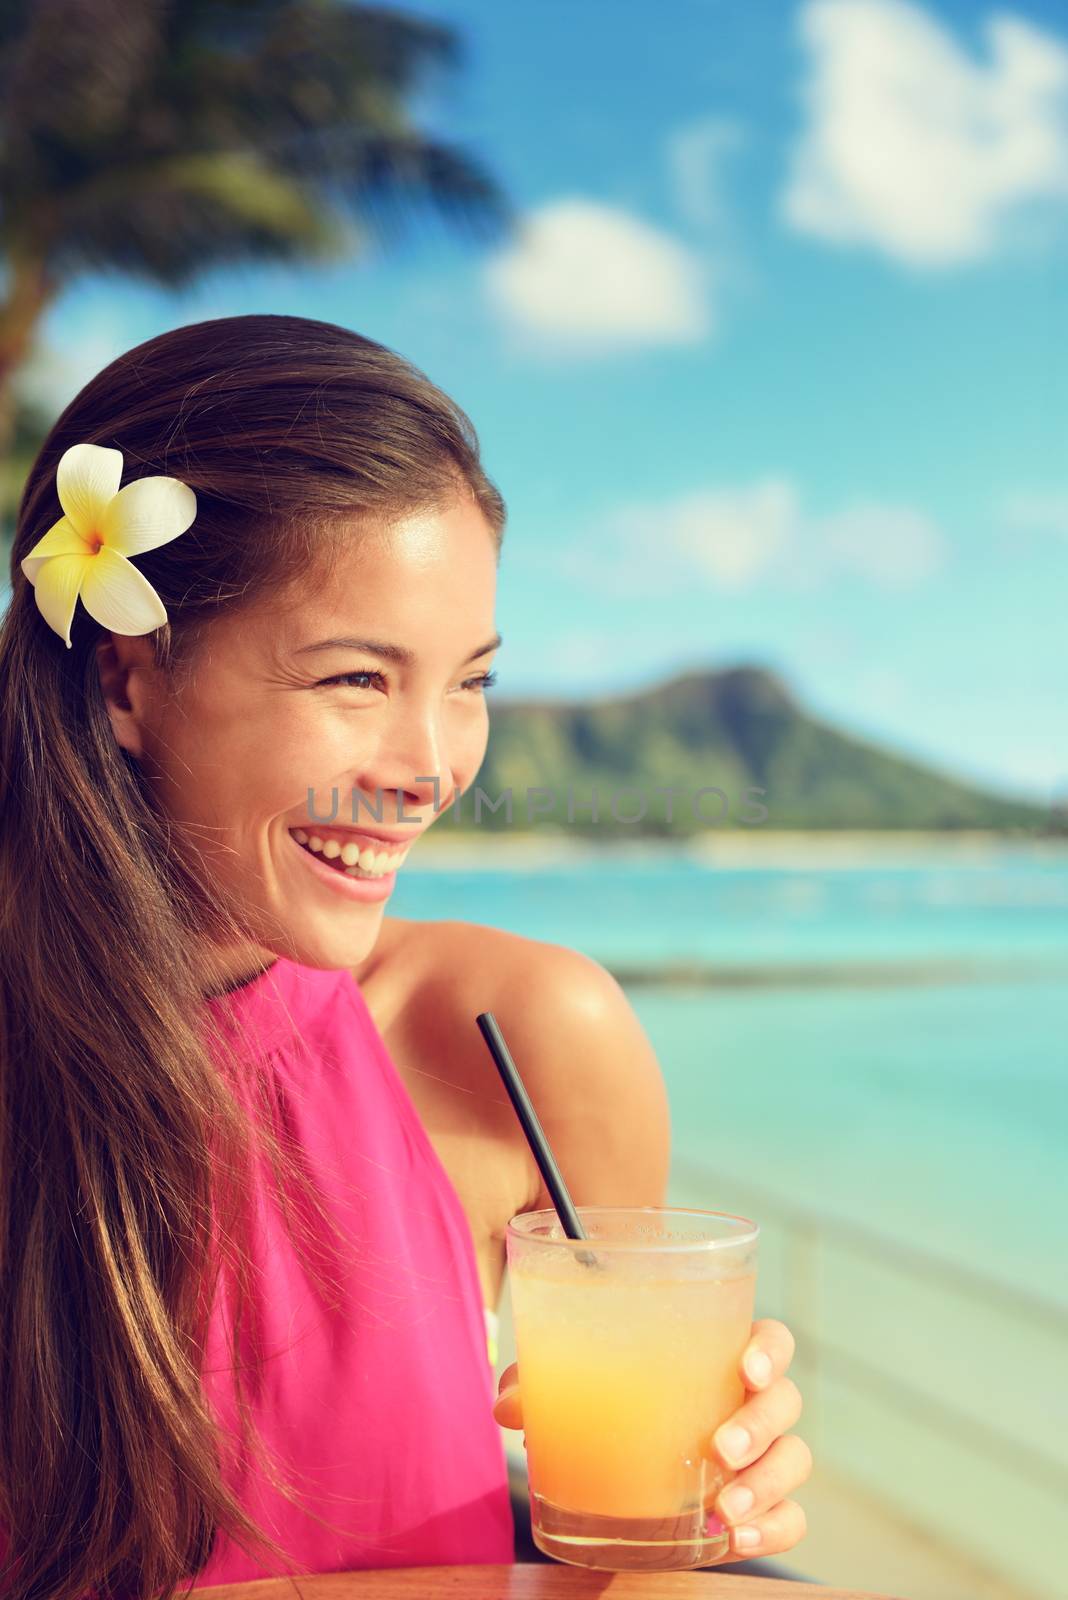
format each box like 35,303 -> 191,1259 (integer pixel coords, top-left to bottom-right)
459,669 -> 498,694
316,668 -> 497,693
317,670 -> 385,690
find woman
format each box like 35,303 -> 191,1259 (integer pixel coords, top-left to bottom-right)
0,314 -> 809,1598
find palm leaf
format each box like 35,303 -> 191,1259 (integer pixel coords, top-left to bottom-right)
0,0 -> 515,484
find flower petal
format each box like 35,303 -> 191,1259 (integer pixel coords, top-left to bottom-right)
56,443 -> 123,540
30,553 -> 91,649
21,515 -> 95,582
78,547 -> 168,636
101,475 -> 197,556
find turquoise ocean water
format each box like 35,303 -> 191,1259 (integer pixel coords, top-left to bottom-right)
390,843 -> 1068,1308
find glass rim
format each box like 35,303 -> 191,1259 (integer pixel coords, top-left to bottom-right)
506,1203 -> 759,1253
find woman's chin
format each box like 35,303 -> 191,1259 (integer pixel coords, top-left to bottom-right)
277,908 -> 387,974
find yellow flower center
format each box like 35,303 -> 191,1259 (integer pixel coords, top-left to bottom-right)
88,531 -> 104,554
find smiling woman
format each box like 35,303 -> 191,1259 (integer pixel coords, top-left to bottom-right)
91,487 -> 502,975
0,316 -> 515,1595
0,314 -> 810,1598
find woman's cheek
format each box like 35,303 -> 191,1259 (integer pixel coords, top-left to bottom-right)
451,710 -> 490,797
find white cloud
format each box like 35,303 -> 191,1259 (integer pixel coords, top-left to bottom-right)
820,501 -> 944,584
667,117 -> 743,231
570,476 -> 947,594
16,318 -> 130,416
16,299 -> 239,421
781,0 -> 1068,267
1001,489 -> 1068,538
614,480 -> 798,590
482,198 -> 711,352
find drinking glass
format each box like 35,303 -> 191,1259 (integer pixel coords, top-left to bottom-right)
506,1204 -> 759,1571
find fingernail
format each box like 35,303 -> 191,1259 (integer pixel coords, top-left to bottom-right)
735,1525 -> 761,1550
718,1483 -> 755,1522
714,1423 -> 752,1465
744,1349 -> 772,1386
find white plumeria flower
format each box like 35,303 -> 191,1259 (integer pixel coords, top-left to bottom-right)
20,442 -> 197,648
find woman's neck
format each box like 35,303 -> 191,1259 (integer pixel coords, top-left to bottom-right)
198,943 -> 281,999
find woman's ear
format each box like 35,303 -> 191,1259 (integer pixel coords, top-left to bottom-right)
95,634 -> 160,759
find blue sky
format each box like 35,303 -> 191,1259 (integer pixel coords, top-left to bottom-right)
18,0 -> 1068,803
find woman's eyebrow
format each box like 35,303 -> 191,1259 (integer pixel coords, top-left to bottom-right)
295,632 -> 502,666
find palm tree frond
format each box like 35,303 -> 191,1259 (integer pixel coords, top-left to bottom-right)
45,152 -> 347,289
0,1 -> 516,480
276,128 -> 518,248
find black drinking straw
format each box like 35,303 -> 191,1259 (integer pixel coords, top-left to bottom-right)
476,1011 -> 604,1270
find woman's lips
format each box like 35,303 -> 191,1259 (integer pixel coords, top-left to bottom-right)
287,828 -> 400,902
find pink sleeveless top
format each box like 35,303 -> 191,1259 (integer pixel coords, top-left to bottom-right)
190,956 -> 514,1581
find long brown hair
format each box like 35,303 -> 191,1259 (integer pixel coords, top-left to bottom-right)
0,314 -> 506,1600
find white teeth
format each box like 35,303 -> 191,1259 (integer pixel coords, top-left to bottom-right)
292,828 -> 409,878
344,845 -> 407,878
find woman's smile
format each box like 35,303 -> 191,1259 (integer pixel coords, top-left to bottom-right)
285,825 -> 402,903
290,825 -> 414,877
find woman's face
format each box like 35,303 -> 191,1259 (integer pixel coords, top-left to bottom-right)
106,497 -> 499,977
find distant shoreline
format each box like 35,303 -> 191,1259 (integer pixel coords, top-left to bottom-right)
606,956 -> 1068,988
406,828 -> 1068,871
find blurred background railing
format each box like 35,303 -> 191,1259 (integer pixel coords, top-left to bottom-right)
668,1161 -> 1068,1600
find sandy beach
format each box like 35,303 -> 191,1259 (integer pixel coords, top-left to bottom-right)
408,827 -> 1067,871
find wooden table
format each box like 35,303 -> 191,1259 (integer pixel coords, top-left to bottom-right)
196,1566 -> 905,1598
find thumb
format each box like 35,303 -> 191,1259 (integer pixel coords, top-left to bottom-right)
492,1361 -> 523,1430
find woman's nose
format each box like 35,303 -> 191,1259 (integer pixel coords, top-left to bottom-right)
356,710 -> 454,819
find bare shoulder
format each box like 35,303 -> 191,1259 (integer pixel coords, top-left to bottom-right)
373,917 -> 673,1210
361,913 -> 611,997
372,914 -> 635,1027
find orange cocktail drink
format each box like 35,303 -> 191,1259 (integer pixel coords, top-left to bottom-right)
506,1205 -> 758,1572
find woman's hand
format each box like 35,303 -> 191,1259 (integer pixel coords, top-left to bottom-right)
493,1315 -> 811,1564
700,1316 -> 811,1562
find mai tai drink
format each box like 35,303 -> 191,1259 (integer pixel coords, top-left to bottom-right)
506,1205 -> 758,1572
